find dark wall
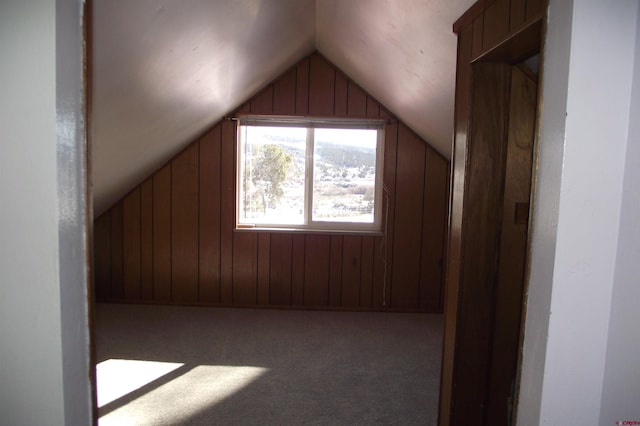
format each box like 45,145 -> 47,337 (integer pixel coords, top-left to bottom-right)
94,53 -> 450,312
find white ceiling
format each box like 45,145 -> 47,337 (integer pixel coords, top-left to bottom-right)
92,0 -> 475,215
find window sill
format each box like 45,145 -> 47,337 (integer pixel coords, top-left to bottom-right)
234,226 -> 383,237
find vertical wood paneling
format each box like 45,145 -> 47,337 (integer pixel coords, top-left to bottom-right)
334,71 -> 348,116
341,235 -> 362,307
220,120 -> 235,304
295,58 -> 310,115
329,235 -> 343,305
199,127 -> 221,303
110,202 -> 124,299
123,188 -> 141,300
153,165 -> 172,302
291,234 -> 305,305
526,0 -> 545,20
235,99 -> 251,115
171,144 -> 199,303
270,233 -> 292,305
273,68 -> 296,115
257,233 -> 271,304
372,234 -> 386,308
510,0 -> 527,31
472,16 -> 484,58
232,232 -> 258,304
250,85 -> 273,114
483,0 -> 511,51
140,179 -> 154,300
347,81 -> 367,116
309,55 -> 335,116
94,213 -> 111,300
360,236 -> 375,307
366,97 -> 380,117
391,126 -> 425,308
94,52 -> 450,315
420,150 -> 449,311
303,235 -> 330,306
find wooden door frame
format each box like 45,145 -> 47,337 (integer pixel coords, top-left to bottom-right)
439,3 -> 547,424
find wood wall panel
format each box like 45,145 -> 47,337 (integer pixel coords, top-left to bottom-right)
295,58 -> 310,115
472,16 -> 484,58
95,53 -> 450,313
334,71 -> 348,116
140,179 -> 154,300
526,0 -> 545,20
123,189 -> 141,299
250,86 -> 273,114
291,234 -> 305,305
232,231 -> 257,304
110,202 -> 124,299
420,150 -> 449,311
273,68 -> 296,115
199,129 -> 221,303
304,235 -> 330,306
269,233 -> 292,305
257,233 -> 270,304
94,213 -> 111,300
152,165 -> 172,302
341,235 -> 362,307
510,0 -> 527,31
171,144 -> 199,303
309,55 -> 335,116
359,236 -> 375,307
347,81 -> 367,116
390,125 -> 425,308
220,120 -> 235,304
483,0 -> 511,50
456,0 -> 546,62
329,235 -> 343,306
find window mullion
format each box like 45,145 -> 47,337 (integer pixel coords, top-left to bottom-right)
305,128 -> 314,226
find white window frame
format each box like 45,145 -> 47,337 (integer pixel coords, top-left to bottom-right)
236,115 -> 386,233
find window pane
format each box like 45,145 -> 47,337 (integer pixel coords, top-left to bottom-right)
239,126 -> 306,225
313,128 -> 378,223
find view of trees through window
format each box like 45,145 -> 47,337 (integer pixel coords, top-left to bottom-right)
238,123 -> 381,229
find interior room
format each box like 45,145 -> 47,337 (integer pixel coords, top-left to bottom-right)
1,1 -> 639,425
90,1 -> 460,423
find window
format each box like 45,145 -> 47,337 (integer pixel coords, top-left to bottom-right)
236,116 -> 385,232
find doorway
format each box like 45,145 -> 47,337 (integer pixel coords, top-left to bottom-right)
447,57 -> 539,425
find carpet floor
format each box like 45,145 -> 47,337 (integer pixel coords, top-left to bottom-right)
95,303 -> 443,425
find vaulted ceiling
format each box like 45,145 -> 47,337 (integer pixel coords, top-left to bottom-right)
92,0 -> 475,215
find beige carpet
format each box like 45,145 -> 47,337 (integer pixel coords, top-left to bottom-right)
95,303 -> 443,425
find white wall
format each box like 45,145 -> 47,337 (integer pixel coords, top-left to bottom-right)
0,1 -> 91,425
518,0 -> 640,424
599,3 -> 640,423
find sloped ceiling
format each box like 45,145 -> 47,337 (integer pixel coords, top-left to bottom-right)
92,0 -> 475,215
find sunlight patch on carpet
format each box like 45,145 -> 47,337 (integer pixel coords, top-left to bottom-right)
97,359 -> 185,408
98,364 -> 268,425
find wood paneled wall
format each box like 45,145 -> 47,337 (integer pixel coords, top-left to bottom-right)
441,0 -> 546,424
94,52 -> 450,312
453,0 -> 546,62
